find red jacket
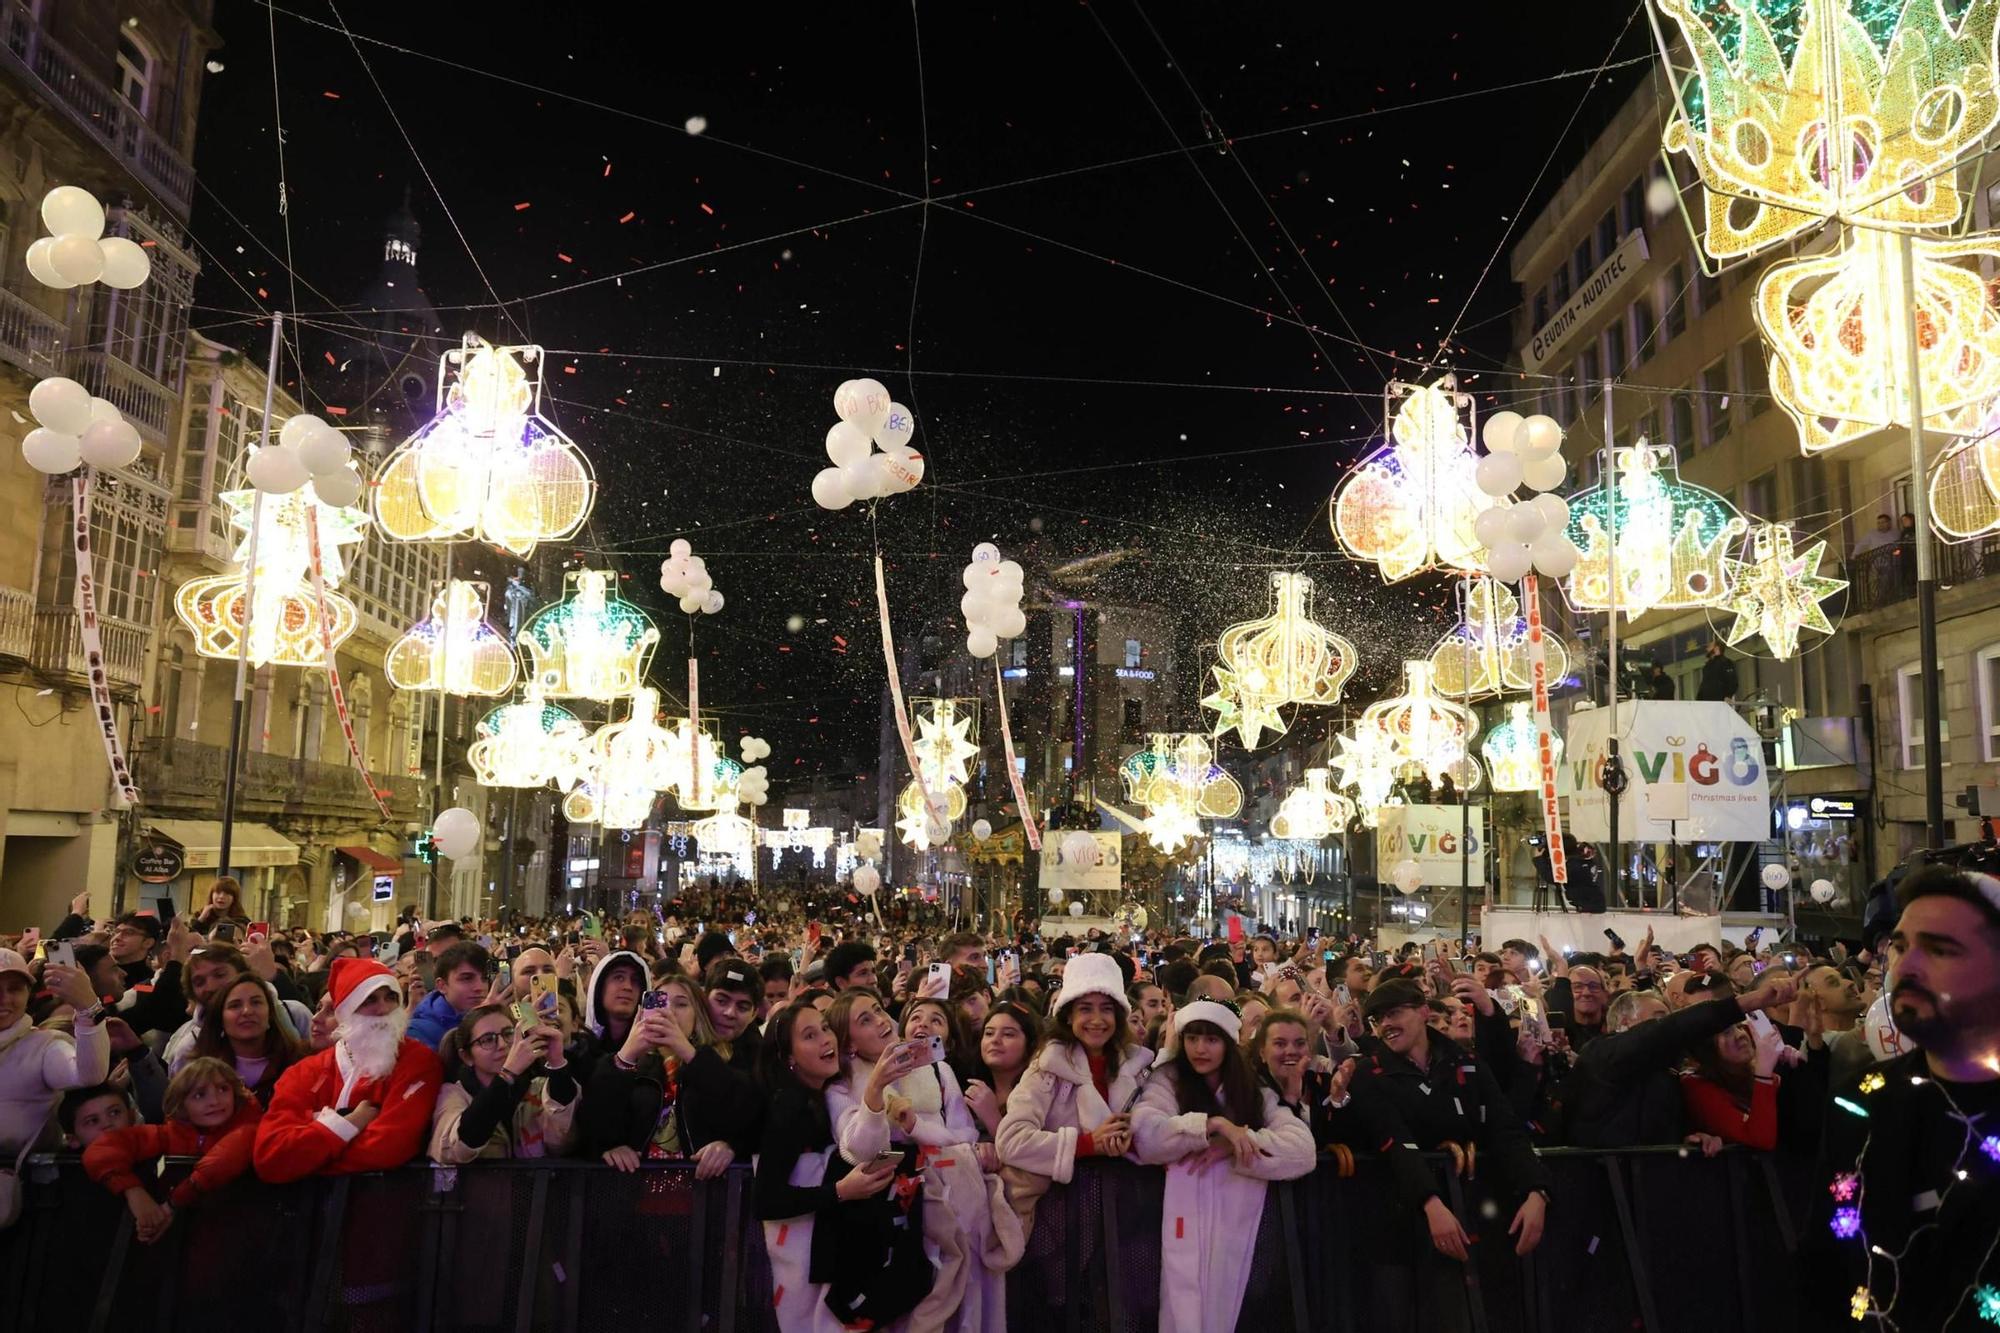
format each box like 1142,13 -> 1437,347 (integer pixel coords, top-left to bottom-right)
84,1099 -> 264,1207
253,1039 -> 443,1183
1679,1071 -> 1779,1150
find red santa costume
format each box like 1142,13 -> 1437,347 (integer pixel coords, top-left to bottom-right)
253,957 -> 442,1182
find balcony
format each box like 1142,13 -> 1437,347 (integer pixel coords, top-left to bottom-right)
67,350 -> 179,446
0,286 -> 64,378
0,4 -> 195,217
134,736 -> 427,823
0,584 -> 31,660
30,605 -> 145,692
1845,534 -> 2000,613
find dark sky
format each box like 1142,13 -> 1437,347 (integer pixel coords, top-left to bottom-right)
189,1 -> 1649,785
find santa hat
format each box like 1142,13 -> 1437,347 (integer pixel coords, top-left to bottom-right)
328,956 -> 398,1020
1163,998 -> 1242,1059
1050,952 -> 1129,1019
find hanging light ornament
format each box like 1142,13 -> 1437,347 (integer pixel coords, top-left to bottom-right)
1118,732 -> 1242,854
1563,443 -> 1747,621
1482,700 -> 1562,793
1720,522 -> 1847,659
661,714 -> 744,814
174,476 -> 368,666
561,687 -> 678,829
895,697 -> 980,849
1328,726 -> 1398,826
1331,378 -> 1499,582
385,580 -> 519,697
1202,571 -> 1358,750
467,688 -> 590,789
1929,404 -> 2000,542
372,337 -> 595,555
1268,768 -> 1356,842
1355,660 -> 1481,790
517,568 -> 660,702
1428,577 -> 1572,699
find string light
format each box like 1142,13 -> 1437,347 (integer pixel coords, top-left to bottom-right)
1331,378 -> 1498,582
174,482 -> 367,666
1720,522 -> 1847,660
1429,577 -> 1570,699
385,580 -> 519,696
1563,443 -> 1746,621
467,689 -> 590,789
1830,1206 -> 1863,1240
1203,571 -> 1358,749
517,568 -> 661,701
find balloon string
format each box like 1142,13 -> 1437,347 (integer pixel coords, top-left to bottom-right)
993,654 -> 1041,850
874,548 -> 936,830
306,506 -> 393,822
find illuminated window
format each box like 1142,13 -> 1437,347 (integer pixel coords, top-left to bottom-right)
1123,638 -> 1141,668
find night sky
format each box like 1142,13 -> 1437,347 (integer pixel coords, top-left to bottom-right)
188,2 -> 1648,786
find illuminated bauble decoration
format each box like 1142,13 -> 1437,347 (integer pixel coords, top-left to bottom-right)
1563,443 -> 1746,621
896,782 -> 961,851
517,568 -> 661,701
1354,660 -> 1478,788
561,687 -> 681,829
1429,578 -> 1572,699
1928,411 -> 2000,542
468,689 -> 590,789
1202,571 -> 1358,749
372,338 -> 595,555
385,580 -> 519,697
1118,732 -> 1242,854
174,486 -> 368,667
1481,701 -> 1561,793
1331,378 -> 1499,582
1721,522 -> 1847,660
1268,768 -> 1357,842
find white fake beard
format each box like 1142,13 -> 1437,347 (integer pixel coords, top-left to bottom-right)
337,1008 -> 409,1080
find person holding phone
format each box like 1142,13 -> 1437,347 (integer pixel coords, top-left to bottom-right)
429,1002 -> 576,1161
0,947 -> 109,1157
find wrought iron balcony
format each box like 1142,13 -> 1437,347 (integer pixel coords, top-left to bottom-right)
0,584 -> 32,661
29,605 -> 147,692
134,736 -> 427,822
1845,533 -> 2000,613
0,287 -> 64,378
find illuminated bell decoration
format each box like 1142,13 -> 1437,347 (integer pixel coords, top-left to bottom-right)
1332,378 -> 1498,582
517,568 -> 660,701
692,812 -> 757,863
1564,444 -> 1746,621
1481,701 -> 1561,793
372,338 -> 595,556
1356,660 -> 1478,788
1202,571 -> 1358,749
1268,768 -> 1356,842
1721,522 -> 1847,660
468,690 -> 589,789
1118,732 -> 1243,854
562,687 -> 677,829
174,480 -> 367,667
1929,405 -> 2000,542
1429,578 -> 1571,699
385,580 -> 518,697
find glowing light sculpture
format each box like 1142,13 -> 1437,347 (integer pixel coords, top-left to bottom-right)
1721,522 -> 1847,659
1269,768 -> 1356,841
372,337 -> 595,555
385,580 -> 518,697
1332,378 -> 1499,582
174,478 -> 368,667
561,687 -> 677,829
1118,732 -> 1243,854
1328,727 -> 1398,827
1929,410 -> 2000,541
517,568 -> 660,702
468,689 -> 590,789
1481,701 -> 1562,793
1429,577 -> 1572,699
1202,571 -> 1358,749
661,715 -> 743,814
1563,444 -> 1747,621
895,697 -> 980,849
1355,660 -> 1480,791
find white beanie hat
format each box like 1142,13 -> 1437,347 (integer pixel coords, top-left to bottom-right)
1050,952 -> 1129,1019
1163,998 -> 1242,1058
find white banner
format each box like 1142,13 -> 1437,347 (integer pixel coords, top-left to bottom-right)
1565,701 -> 1770,842
1039,831 -> 1121,892
1520,230 -> 1650,371
1375,805 -> 1485,887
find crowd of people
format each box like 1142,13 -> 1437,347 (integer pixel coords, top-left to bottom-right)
2,862 -> 1996,1330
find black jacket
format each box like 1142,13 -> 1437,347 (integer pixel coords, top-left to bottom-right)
579,1042 -> 763,1159
113,960 -> 187,1039
1563,998 -> 1748,1147
1349,1033 -> 1551,1214
1696,653 -> 1738,701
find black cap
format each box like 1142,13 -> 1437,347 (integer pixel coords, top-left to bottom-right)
696,930 -> 737,972
1362,978 -> 1428,1023
705,959 -> 758,998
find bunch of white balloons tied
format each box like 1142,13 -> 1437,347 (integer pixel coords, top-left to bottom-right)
960,543 -> 1028,658
810,378 -> 924,509
1390,858 -> 1424,895
246,414 -> 364,508
851,829 -> 884,896
25,186 -> 151,290
22,376 -> 141,473
659,540 -> 724,615
737,735 -> 771,806
1470,409 -> 1581,583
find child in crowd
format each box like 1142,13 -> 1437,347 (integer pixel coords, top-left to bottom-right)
82,1057 -> 263,1243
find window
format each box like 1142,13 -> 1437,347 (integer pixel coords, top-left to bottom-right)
1552,264 -> 1571,304
1669,392 -> 1695,446
1663,263 -> 1689,340
1573,240 -> 1594,288
1975,646 -> 2000,760
1554,379 -> 1572,425
1010,638 -> 1028,668
1123,638 -> 1142,669
1898,663 -> 1948,769
1123,698 -> 1144,736
1579,345 -> 1600,392
1738,337 -> 1770,412
1532,287 -> 1549,329
1623,177 -> 1648,233
1604,320 -> 1627,377
1638,410 -> 1660,446
43,479 -> 166,626
1631,295 -> 1657,363
1741,471 -> 1776,518
1596,209 -> 1618,263
1699,359 -> 1731,445
116,32 -> 154,115
1695,264 -> 1721,315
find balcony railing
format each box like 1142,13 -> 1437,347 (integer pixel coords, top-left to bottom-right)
1846,533 -> 2000,612
29,605 -> 145,691
0,583 -> 31,660
133,735 -> 427,821
0,4 -> 195,216
67,350 -> 178,445
0,286 -> 64,377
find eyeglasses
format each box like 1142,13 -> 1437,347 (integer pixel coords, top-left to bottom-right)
1571,981 -> 1607,995
471,1028 -> 517,1050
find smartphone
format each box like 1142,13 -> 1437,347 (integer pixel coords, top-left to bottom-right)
247,921 -> 270,944
510,999 -> 538,1029
1604,927 -> 1627,952
158,897 -> 176,926
903,943 -> 919,964
1322,950 -> 1336,965
641,989 -> 672,1011
529,973 -> 560,1015
413,954 -> 437,991
912,1034 -> 947,1066
45,940 -> 77,970
1333,982 -> 1352,1007
1746,1010 -> 1776,1042
870,1149 -> 905,1167
566,931 -> 581,947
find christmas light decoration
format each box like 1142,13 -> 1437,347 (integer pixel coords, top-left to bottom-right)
1564,444 -> 1746,621
1983,1134 -> 2000,1165
1720,523 -> 1846,659
1355,660 -> 1480,790
1481,701 -> 1563,793
1202,572 -> 1358,749
1828,1171 -> 1858,1203
1977,1283 -> 2000,1325
517,568 -> 660,702
174,480 -> 368,667
559,687 -> 677,829
896,781 -> 965,851
1858,1070 -> 1887,1095
468,690 -> 590,789
1929,419 -> 2000,542
662,714 -> 743,814
385,580 -> 519,696
1331,378 -> 1498,582
1118,733 -> 1243,854
1428,578 -> 1571,699
1850,1286 -> 1871,1322
1268,768 -> 1356,842
692,811 -> 758,866
372,337 -> 595,555
1329,726 -> 1399,825
894,697 -> 979,850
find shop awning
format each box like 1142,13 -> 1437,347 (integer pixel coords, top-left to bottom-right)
146,820 -> 299,869
338,845 -> 403,877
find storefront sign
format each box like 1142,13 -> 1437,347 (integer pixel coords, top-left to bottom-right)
1807,796 -> 1857,820
1521,230 -> 1650,371
1375,805 -> 1485,888
371,874 -> 396,902
1567,701 -> 1771,842
132,843 -> 184,884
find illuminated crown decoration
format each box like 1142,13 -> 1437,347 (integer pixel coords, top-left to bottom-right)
385,580 -> 518,697
560,687 -> 677,829
1564,444 -> 1747,620
1481,701 -> 1562,793
1355,659 -> 1481,791
1202,572 -> 1358,750
517,569 -> 660,701
1331,379 -> 1498,582
174,483 -> 367,667
1119,732 -> 1243,853
1428,578 -> 1573,699
1929,402 -> 2000,539
896,697 -> 980,850
372,338 -> 595,556
1269,768 -> 1356,842
1721,521 -> 1848,658
468,689 -> 590,789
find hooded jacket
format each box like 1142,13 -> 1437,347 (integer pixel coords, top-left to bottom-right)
84,1096 -> 264,1207
406,988 -> 466,1053
0,1011 -> 110,1154
564,949 -> 648,1079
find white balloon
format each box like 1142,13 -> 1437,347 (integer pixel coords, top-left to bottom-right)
1521,452 -> 1568,493
825,420 -> 873,469
873,402 -> 916,452
853,864 -> 881,895
246,446 -> 308,494
995,559 -> 1024,585
1760,863 -> 1791,891
1485,541 -> 1533,582
1810,878 -> 1837,905
670,538 -> 692,558
1047,888 -> 1064,905
971,819 -> 993,840
1523,415 -> 1564,455
279,414 -> 326,451
835,377 -> 891,429
1474,451 -> 1524,497
21,427 -> 81,474
1529,535 -> 1579,578
78,418 -> 141,469
967,628 -> 998,659
1472,505 -> 1510,551
50,232 -> 104,285
1391,858 -> 1423,894
881,447 -> 924,493
345,900 -> 371,923
1068,901 -> 1085,917
703,589 -> 724,615
311,467 -> 364,508
1481,410 -> 1524,454
41,186 -> 105,240
297,427 -> 349,476
29,377 -> 93,435
811,466 -> 854,510
1504,505 -> 1548,545
971,542 -> 1001,564
846,455 -> 891,501
87,397 -> 121,424
433,807 -> 481,860
1862,994 -> 1905,1061
1531,492 -> 1571,530
97,237 -> 150,289
994,605 -> 1027,639
24,237 -> 74,289
679,593 -> 702,613
1061,830 -> 1098,864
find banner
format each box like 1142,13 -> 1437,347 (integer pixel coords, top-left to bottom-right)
71,475 -> 139,809
992,655 -> 1042,850
1375,805 -> 1484,887
1038,830 -> 1121,892
1521,574 -> 1566,883
1565,701 -> 1770,842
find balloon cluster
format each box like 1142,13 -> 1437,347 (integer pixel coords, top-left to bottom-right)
810,378 -> 924,509
851,827 -> 884,895
247,414 -> 363,508
1470,410 -> 1580,583
22,377 -> 140,473
432,807 -> 481,860
25,187 -> 151,290
659,539 -> 724,615
737,736 -> 771,807
960,544 -> 1027,658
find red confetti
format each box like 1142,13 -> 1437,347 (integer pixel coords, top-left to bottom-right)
602,162 -> 612,177
322,91 -> 341,99
256,287 -> 268,298
556,253 -> 573,263
514,202 -> 532,211
699,202 -> 714,215
324,351 -> 337,365
325,406 -> 348,417
618,211 -> 635,224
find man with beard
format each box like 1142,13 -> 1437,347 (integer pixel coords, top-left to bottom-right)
1809,867 -> 2000,1329
253,956 -> 442,1181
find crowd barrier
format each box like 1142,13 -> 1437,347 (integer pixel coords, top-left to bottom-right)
1,1147 -> 1816,1332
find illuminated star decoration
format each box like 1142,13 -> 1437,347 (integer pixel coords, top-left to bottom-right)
385,580 -> 519,697
1331,378 -> 1499,582
467,689 -> 589,789
897,698 -> 980,850
1481,701 -> 1564,794
1269,768 -> 1356,842
1721,523 -> 1846,659
1116,733 -> 1243,854
1564,443 -> 1747,621
1829,1206 -> 1862,1240
1329,726 -> 1399,826
1203,571 -> 1358,749
1977,1283 -> 2000,1326
517,568 -> 660,702
1851,1286 -> 1872,1322
174,478 -> 369,667
1429,577 -> 1572,699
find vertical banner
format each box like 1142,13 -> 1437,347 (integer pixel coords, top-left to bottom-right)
688,655 -> 700,800
1522,574 -> 1566,883
992,655 -> 1042,850
70,475 -> 139,809
874,554 -> 936,822
305,509 -> 393,821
